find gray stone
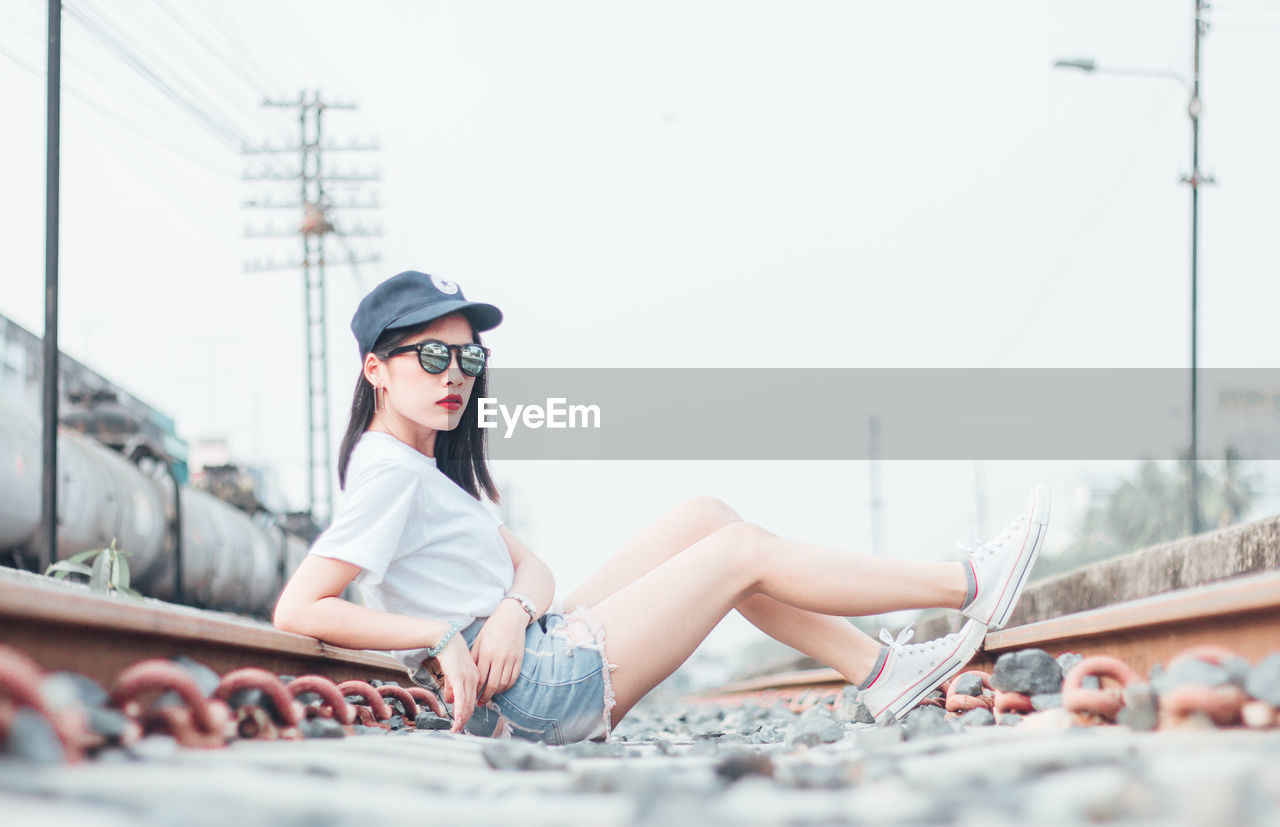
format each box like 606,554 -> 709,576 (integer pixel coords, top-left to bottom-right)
780,761 -> 856,789
961,707 -> 995,727
1152,657 -> 1232,694
1117,683 -> 1158,731
744,723 -> 786,745
559,739 -> 626,759
952,673 -> 985,696
125,734 -> 179,760
225,687 -> 286,723
169,655 -> 220,697
1058,653 -> 1098,687
713,749 -> 773,781
1056,651 -> 1084,676
1245,653 -> 1280,705
1022,765 -> 1161,823
1222,655 -> 1252,688
1030,692 -> 1062,710
481,740 -> 569,771
688,736 -> 719,756
413,711 -> 451,730
833,686 -> 876,724
86,706 -> 133,739
785,706 -> 844,747
573,763 -> 721,797
997,712 -> 1023,726
902,705 -> 958,739
1,707 -> 65,763
41,671 -> 107,709
299,717 -> 346,739
992,648 -> 1063,694
855,717 -> 905,750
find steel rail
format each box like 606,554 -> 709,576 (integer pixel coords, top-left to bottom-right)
699,569 -> 1280,699
0,577 -> 411,688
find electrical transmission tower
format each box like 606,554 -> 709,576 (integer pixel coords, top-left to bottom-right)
242,91 -> 381,527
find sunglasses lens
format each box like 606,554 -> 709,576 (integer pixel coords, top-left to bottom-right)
417,342 -> 451,374
460,345 -> 487,376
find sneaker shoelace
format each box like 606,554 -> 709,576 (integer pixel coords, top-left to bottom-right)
954,507 -> 1028,563
878,625 -> 953,657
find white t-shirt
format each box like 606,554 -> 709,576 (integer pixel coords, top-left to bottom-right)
307,430 -> 514,672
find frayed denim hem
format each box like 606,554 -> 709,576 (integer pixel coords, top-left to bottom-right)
552,603 -> 618,743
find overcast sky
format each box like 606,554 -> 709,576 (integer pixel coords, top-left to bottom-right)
2,1 -> 1277,658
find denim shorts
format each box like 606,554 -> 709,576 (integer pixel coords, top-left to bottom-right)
414,606 -> 617,745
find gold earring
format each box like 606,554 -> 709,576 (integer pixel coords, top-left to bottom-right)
375,386 -> 386,412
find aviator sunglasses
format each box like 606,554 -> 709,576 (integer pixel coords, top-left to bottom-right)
385,340 -> 490,377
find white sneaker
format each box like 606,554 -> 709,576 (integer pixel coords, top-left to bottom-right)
958,483 -> 1051,630
859,619 -> 987,724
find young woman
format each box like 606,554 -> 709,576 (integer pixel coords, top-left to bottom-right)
274,270 -> 1051,745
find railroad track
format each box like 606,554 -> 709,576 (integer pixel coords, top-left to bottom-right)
0,569 -> 410,689
694,568 -> 1280,707
3,564 -> 1278,704
2,556 -> 1278,753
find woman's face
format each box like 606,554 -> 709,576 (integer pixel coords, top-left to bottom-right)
370,313 -> 481,435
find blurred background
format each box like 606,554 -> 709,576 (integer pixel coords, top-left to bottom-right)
2,1 -> 1277,682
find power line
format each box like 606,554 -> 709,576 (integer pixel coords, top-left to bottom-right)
0,36 -> 41,75
155,0 -> 271,97
187,1 -> 287,97
62,1 -> 250,149
981,36 -> 1192,366
0,30 -> 234,176
106,0 -> 297,146
112,0 -> 282,139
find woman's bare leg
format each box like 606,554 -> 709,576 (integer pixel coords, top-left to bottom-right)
561,497 -> 895,686
591,521 -> 969,723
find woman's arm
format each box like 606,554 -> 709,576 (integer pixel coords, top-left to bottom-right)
274,555 -> 454,651
470,525 -> 557,704
500,525 -> 555,617
274,554 -> 481,731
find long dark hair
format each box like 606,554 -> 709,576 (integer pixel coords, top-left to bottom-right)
337,315 -> 500,504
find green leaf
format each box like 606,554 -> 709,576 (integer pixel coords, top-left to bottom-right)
116,555 -> 131,592
63,548 -> 104,565
110,553 -> 123,591
89,548 -> 109,592
45,561 -> 93,579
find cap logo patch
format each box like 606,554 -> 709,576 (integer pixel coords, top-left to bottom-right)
431,275 -> 460,295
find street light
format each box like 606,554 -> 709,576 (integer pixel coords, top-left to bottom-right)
1053,1 -> 1211,536
1054,57 -> 1189,88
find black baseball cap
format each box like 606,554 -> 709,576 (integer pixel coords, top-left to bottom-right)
351,271 -> 503,358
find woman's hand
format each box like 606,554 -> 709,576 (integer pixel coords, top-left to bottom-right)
433,633 -> 480,733
470,600 -> 530,705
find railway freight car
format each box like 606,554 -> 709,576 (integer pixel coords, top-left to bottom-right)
0,396 -> 309,617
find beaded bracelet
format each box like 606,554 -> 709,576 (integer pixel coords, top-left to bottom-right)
424,620 -> 462,658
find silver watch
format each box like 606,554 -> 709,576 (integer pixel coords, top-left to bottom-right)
503,592 -> 538,622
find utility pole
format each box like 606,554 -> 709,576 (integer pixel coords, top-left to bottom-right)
1184,0 -> 1210,535
242,91 -> 381,527
40,0 -> 62,574
1054,1 -> 1213,536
